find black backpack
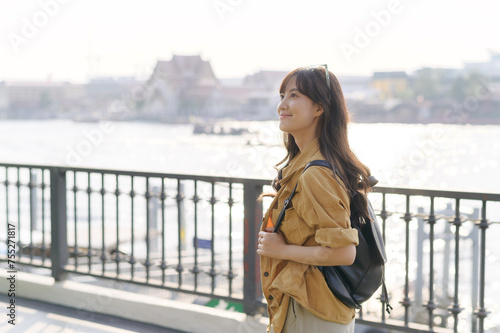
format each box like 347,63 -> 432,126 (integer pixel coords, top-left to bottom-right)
273,160 -> 391,312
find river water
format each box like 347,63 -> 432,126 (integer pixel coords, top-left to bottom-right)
0,119 -> 499,330
1,119 -> 498,192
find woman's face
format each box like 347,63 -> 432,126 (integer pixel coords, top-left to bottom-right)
277,76 -> 323,139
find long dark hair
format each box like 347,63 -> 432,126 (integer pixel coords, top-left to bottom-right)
275,66 -> 373,223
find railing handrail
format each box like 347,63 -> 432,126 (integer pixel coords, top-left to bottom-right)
2,161 -> 499,201
0,162 -> 270,185
373,186 -> 500,202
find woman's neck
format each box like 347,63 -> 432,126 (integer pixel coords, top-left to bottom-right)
293,131 -> 319,152
291,118 -> 321,151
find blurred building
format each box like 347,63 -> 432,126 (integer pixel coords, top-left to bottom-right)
0,77 -> 144,120
0,82 -> 8,112
84,76 -> 143,120
338,75 -> 374,101
465,51 -> 500,102
371,71 -> 409,99
140,55 -> 219,121
0,81 -> 86,118
86,76 -> 142,111
464,51 -> 500,79
140,55 -> 287,121
211,70 -> 286,120
2,53 -> 498,124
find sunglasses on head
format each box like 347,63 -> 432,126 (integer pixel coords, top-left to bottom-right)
307,64 -> 330,91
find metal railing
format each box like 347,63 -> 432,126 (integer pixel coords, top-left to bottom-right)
0,162 -> 498,333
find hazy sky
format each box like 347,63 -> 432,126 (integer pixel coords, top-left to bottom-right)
1,0 -> 499,83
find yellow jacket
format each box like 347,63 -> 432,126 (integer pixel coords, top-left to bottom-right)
260,138 -> 359,333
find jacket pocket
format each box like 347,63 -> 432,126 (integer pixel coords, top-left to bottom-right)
279,207 -> 302,245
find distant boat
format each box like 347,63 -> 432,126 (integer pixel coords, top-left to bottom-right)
72,113 -> 102,123
192,122 -> 248,135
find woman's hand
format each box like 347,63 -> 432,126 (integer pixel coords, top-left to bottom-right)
257,227 -> 357,266
257,227 -> 288,260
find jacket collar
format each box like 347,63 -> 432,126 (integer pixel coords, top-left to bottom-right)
279,137 -> 321,187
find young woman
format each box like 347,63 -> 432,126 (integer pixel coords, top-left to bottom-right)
257,66 -> 373,333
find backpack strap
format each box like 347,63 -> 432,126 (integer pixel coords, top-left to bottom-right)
381,276 -> 393,314
273,160 -> 332,233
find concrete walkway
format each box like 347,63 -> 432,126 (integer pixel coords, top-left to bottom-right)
0,269 -> 268,333
0,294 -> 186,333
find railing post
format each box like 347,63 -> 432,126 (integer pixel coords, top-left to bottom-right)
402,195 -> 413,326
425,197 -> 437,331
30,172 -> 39,231
243,181 -> 263,315
442,215 -> 452,303
50,167 -> 68,281
474,200 -> 490,333
149,185 -> 160,254
471,208 -> 480,333
415,207 -> 425,307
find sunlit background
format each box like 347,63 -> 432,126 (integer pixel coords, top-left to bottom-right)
1,1 -> 500,331
2,0 -> 500,81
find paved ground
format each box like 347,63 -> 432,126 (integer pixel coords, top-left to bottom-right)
0,294 -> 382,333
0,294 -> 187,333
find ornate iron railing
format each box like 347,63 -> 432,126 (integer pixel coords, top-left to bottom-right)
0,162 -> 497,333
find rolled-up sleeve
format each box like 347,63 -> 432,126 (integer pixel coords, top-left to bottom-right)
295,166 -> 359,248
315,227 -> 359,248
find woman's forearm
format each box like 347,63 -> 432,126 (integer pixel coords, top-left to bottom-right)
257,229 -> 356,266
282,243 -> 356,266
